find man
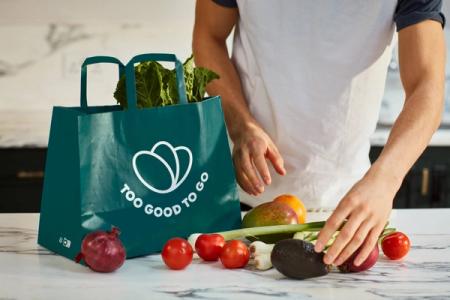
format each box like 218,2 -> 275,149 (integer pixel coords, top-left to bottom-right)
192,1 -> 445,267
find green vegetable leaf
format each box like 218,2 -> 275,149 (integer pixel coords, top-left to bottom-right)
183,54 -> 195,102
114,74 -> 127,108
192,67 -> 220,102
113,54 -> 219,109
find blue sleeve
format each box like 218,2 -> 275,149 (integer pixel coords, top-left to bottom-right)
394,0 -> 445,31
212,0 -> 237,8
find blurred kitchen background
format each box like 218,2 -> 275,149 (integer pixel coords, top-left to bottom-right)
1,0 -> 450,212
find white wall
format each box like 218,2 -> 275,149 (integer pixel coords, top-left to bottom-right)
0,0 -> 195,24
0,0 -> 197,146
1,1 -> 449,146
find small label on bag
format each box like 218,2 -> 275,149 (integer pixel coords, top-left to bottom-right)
58,236 -> 72,248
120,141 -> 209,218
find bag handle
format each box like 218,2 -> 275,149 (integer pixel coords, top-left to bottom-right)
124,53 -> 188,110
80,56 -> 125,108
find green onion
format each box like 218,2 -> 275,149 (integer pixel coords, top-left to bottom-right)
187,221 -> 397,248
378,227 -> 396,242
215,221 -> 326,241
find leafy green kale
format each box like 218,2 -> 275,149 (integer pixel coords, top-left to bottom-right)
113,55 -> 219,108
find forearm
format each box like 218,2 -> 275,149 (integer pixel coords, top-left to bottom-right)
370,85 -> 444,185
193,34 -> 257,140
368,20 -> 445,187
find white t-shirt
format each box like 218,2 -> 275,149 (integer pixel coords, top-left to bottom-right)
213,1 -> 444,209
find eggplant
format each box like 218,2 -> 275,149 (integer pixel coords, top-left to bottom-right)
271,239 -> 330,279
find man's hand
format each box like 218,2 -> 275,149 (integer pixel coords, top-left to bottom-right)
232,122 -> 286,196
315,19 -> 445,266
314,166 -> 400,266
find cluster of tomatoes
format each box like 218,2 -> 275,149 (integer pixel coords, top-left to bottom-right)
161,234 -> 249,270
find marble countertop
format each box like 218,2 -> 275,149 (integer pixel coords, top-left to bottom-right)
1,209 -> 449,300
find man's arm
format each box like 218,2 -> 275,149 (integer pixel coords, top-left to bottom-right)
315,20 -> 446,266
193,0 -> 246,136
378,20 -> 446,181
193,0 -> 285,196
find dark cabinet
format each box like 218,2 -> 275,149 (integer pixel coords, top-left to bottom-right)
370,146 -> 450,208
0,148 -> 46,212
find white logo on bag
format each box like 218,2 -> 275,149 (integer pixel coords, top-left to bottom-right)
132,141 -> 193,194
123,141 -> 209,218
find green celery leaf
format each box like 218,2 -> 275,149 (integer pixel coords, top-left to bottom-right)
113,54 -> 220,108
183,54 -> 195,102
192,67 -> 220,102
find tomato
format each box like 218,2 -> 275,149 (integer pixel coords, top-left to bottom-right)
161,238 -> 193,270
220,240 -> 250,269
195,234 -> 225,261
381,232 -> 411,260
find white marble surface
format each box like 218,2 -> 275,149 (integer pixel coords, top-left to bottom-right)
0,210 -> 449,299
0,0 -> 238,148
0,0 -> 198,147
2,1 -> 450,147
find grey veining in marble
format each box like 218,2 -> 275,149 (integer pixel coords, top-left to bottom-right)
2,0 -> 450,148
0,19 -> 196,147
0,0 -> 197,147
0,24 -> 92,78
0,211 -> 449,300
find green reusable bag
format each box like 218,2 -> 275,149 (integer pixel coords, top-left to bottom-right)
38,54 -> 241,260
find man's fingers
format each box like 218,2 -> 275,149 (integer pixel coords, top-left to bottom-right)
315,200 -> 353,253
233,153 -> 257,195
248,138 -> 271,185
334,219 -> 373,266
252,152 -> 271,185
233,135 -> 283,193
354,224 -> 384,266
234,167 -> 256,195
323,212 -> 366,265
266,145 -> 286,175
237,150 -> 264,194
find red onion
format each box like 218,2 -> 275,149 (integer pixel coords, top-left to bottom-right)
338,245 -> 379,273
75,227 -> 126,273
